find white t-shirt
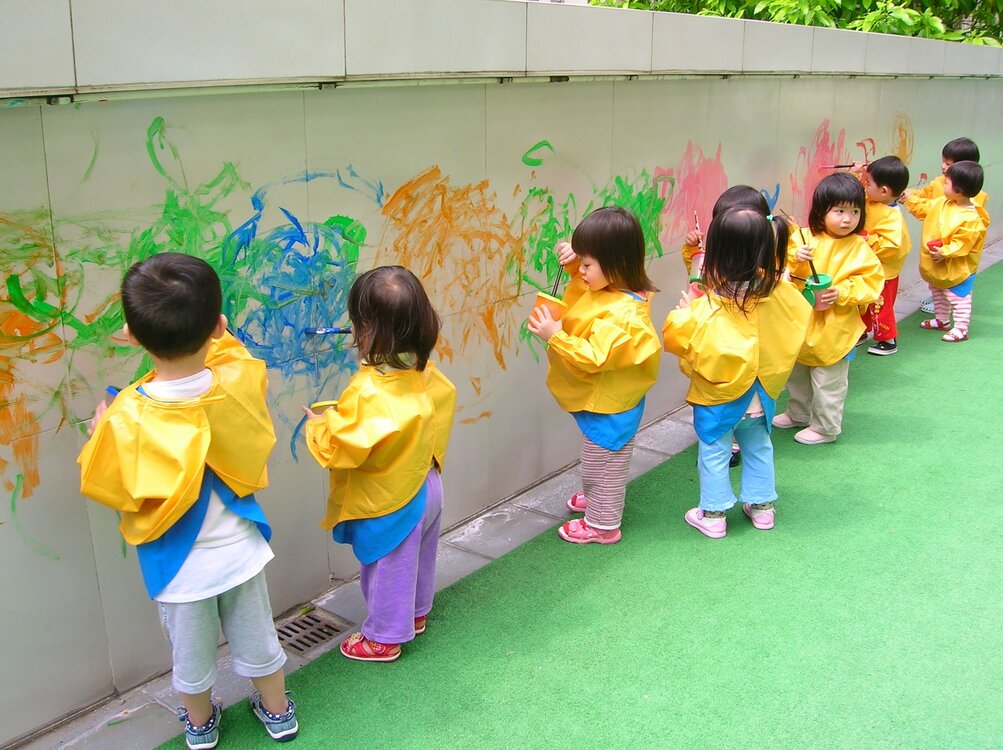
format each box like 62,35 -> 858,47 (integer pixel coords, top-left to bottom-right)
143,370 -> 274,603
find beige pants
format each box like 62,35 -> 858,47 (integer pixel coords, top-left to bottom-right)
784,359 -> 850,437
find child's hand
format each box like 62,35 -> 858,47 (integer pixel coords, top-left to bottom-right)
795,245 -> 814,263
815,287 -> 839,310
900,189 -> 913,202
556,241 -> 577,267
301,405 -> 321,420
677,288 -> 696,309
849,161 -> 867,174
87,399 -> 110,436
528,304 -> 563,341
684,229 -> 703,247
929,249 -> 944,262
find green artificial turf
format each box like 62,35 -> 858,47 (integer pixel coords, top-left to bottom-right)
160,265 -> 1003,750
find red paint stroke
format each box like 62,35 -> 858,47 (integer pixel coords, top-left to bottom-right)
657,143 -> 728,247
856,138 -> 877,163
375,167 -> 522,369
788,120 -> 849,223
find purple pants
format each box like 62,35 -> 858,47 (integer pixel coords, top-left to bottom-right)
359,469 -> 443,644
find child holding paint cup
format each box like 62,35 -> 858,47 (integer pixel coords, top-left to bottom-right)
527,206 -> 660,545
664,208 -> 812,538
302,266 -> 456,662
773,173 -> 883,445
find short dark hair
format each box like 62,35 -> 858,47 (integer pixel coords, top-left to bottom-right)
704,207 -> 788,312
347,266 -> 440,371
866,156 -> 910,196
946,161 -> 984,198
942,137 -> 980,164
712,185 -> 771,218
808,173 -> 866,235
571,206 -> 657,293
121,253 -> 222,360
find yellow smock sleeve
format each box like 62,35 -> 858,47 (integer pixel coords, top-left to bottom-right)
547,318 -> 636,375
834,247 -> 883,307
304,381 -> 401,471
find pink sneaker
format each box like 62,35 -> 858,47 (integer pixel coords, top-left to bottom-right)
566,491 -> 587,513
557,518 -> 621,545
742,503 -> 775,530
771,413 -> 807,429
794,427 -> 837,445
684,508 -> 727,539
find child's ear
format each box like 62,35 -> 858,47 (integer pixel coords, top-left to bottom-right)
123,324 -> 141,347
212,314 -> 227,338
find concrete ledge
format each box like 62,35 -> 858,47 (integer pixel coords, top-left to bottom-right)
527,3 -> 652,74
651,13 -> 744,74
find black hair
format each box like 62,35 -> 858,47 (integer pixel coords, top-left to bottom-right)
703,207 -> 788,313
712,185 -> 771,218
808,173 -> 866,236
866,156 -> 910,196
347,265 -> 440,371
942,137 -> 980,164
121,252 -> 222,360
571,206 -> 657,293
945,161 -> 984,198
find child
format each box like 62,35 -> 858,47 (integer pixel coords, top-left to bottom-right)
302,266 -> 456,662
683,186 -> 778,468
78,253 -> 298,748
772,173 -> 883,445
854,156 -> 912,355
910,161 -> 991,342
527,206 -> 660,544
902,138 -> 988,314
664,208 -> 812,538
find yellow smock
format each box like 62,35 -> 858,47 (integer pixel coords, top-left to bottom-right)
903,175 -> 988,218
304,363 -> 456,531
78,332 -> 276,546
786,232 -> 884,367
864,201 -> 912,280
663,281 -> 812,405
910,197 -> 991,288
544,275 -> 661,414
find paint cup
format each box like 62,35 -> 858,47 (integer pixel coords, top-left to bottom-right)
688,277 -> 707,299
802,273 -> 833,310
533,291 -> 567,321
310,400 -> 338,413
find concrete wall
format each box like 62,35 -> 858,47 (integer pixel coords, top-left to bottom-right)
2,1 -> 1001,745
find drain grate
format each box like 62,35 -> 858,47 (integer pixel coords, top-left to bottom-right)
276,610 -> 347,655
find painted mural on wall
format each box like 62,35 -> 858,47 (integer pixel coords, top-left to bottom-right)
0,110 -> 914,557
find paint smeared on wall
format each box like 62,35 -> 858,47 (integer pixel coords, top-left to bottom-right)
891,113 -> 914,164
657,142 -> 728,248
788,120 -> 849,222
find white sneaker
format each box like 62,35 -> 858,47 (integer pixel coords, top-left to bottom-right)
920,297 -> 935,314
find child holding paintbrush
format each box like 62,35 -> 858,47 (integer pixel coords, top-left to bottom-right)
773,173 -> 883,445
528,206 -> 660,545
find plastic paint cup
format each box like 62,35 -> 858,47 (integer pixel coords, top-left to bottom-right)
802,273 -> 833,310
533,291 -> 567,321
310,400 -> 338,413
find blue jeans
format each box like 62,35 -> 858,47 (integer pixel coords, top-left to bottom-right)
697,415 -> 777,512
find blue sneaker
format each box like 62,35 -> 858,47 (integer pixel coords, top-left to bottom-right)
250,692 -> 299,742
177,699 -> 221,750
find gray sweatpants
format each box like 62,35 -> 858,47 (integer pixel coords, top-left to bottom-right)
158,570 -> 286,695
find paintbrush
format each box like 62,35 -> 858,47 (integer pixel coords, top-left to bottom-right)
550,259 -> 562,298
778,208 -> 820,282
302,326 -> 352,335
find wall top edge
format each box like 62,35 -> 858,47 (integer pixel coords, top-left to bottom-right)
3,69 -> 1000,105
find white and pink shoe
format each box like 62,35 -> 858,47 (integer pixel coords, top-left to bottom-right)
743,503 -> 775,530
684,508 -> 727,539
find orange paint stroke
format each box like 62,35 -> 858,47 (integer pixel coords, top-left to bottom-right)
460,411 -> 492,425
657,143 -> 728,247
891,113 -> 914,165
375,167 -> 523,369
788,120 -> 849,223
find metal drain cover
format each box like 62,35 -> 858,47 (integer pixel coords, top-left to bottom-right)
276,610 -> 348,655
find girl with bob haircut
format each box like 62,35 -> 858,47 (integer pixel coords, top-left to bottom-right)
664,208 -> 812,538
773,173 -> 883,445
303,266 -> 457,662
528,206 -> 661,545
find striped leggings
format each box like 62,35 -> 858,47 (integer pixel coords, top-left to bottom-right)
580,435 -> 635,531
930,284 -> 972,333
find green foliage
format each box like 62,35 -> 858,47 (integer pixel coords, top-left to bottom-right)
590,0 -> 1001,45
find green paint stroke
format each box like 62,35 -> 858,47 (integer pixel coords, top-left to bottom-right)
81,133 -> 100,183
521,140 -> 555,168
9,474 -> 60,561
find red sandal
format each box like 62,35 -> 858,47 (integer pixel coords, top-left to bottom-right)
340,632 -> 401,662
941,328 -> 968,343
414,615 -> 427,635
920,318 -> 951,330
566,491 -> 587,513
557,518 -> 621,545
